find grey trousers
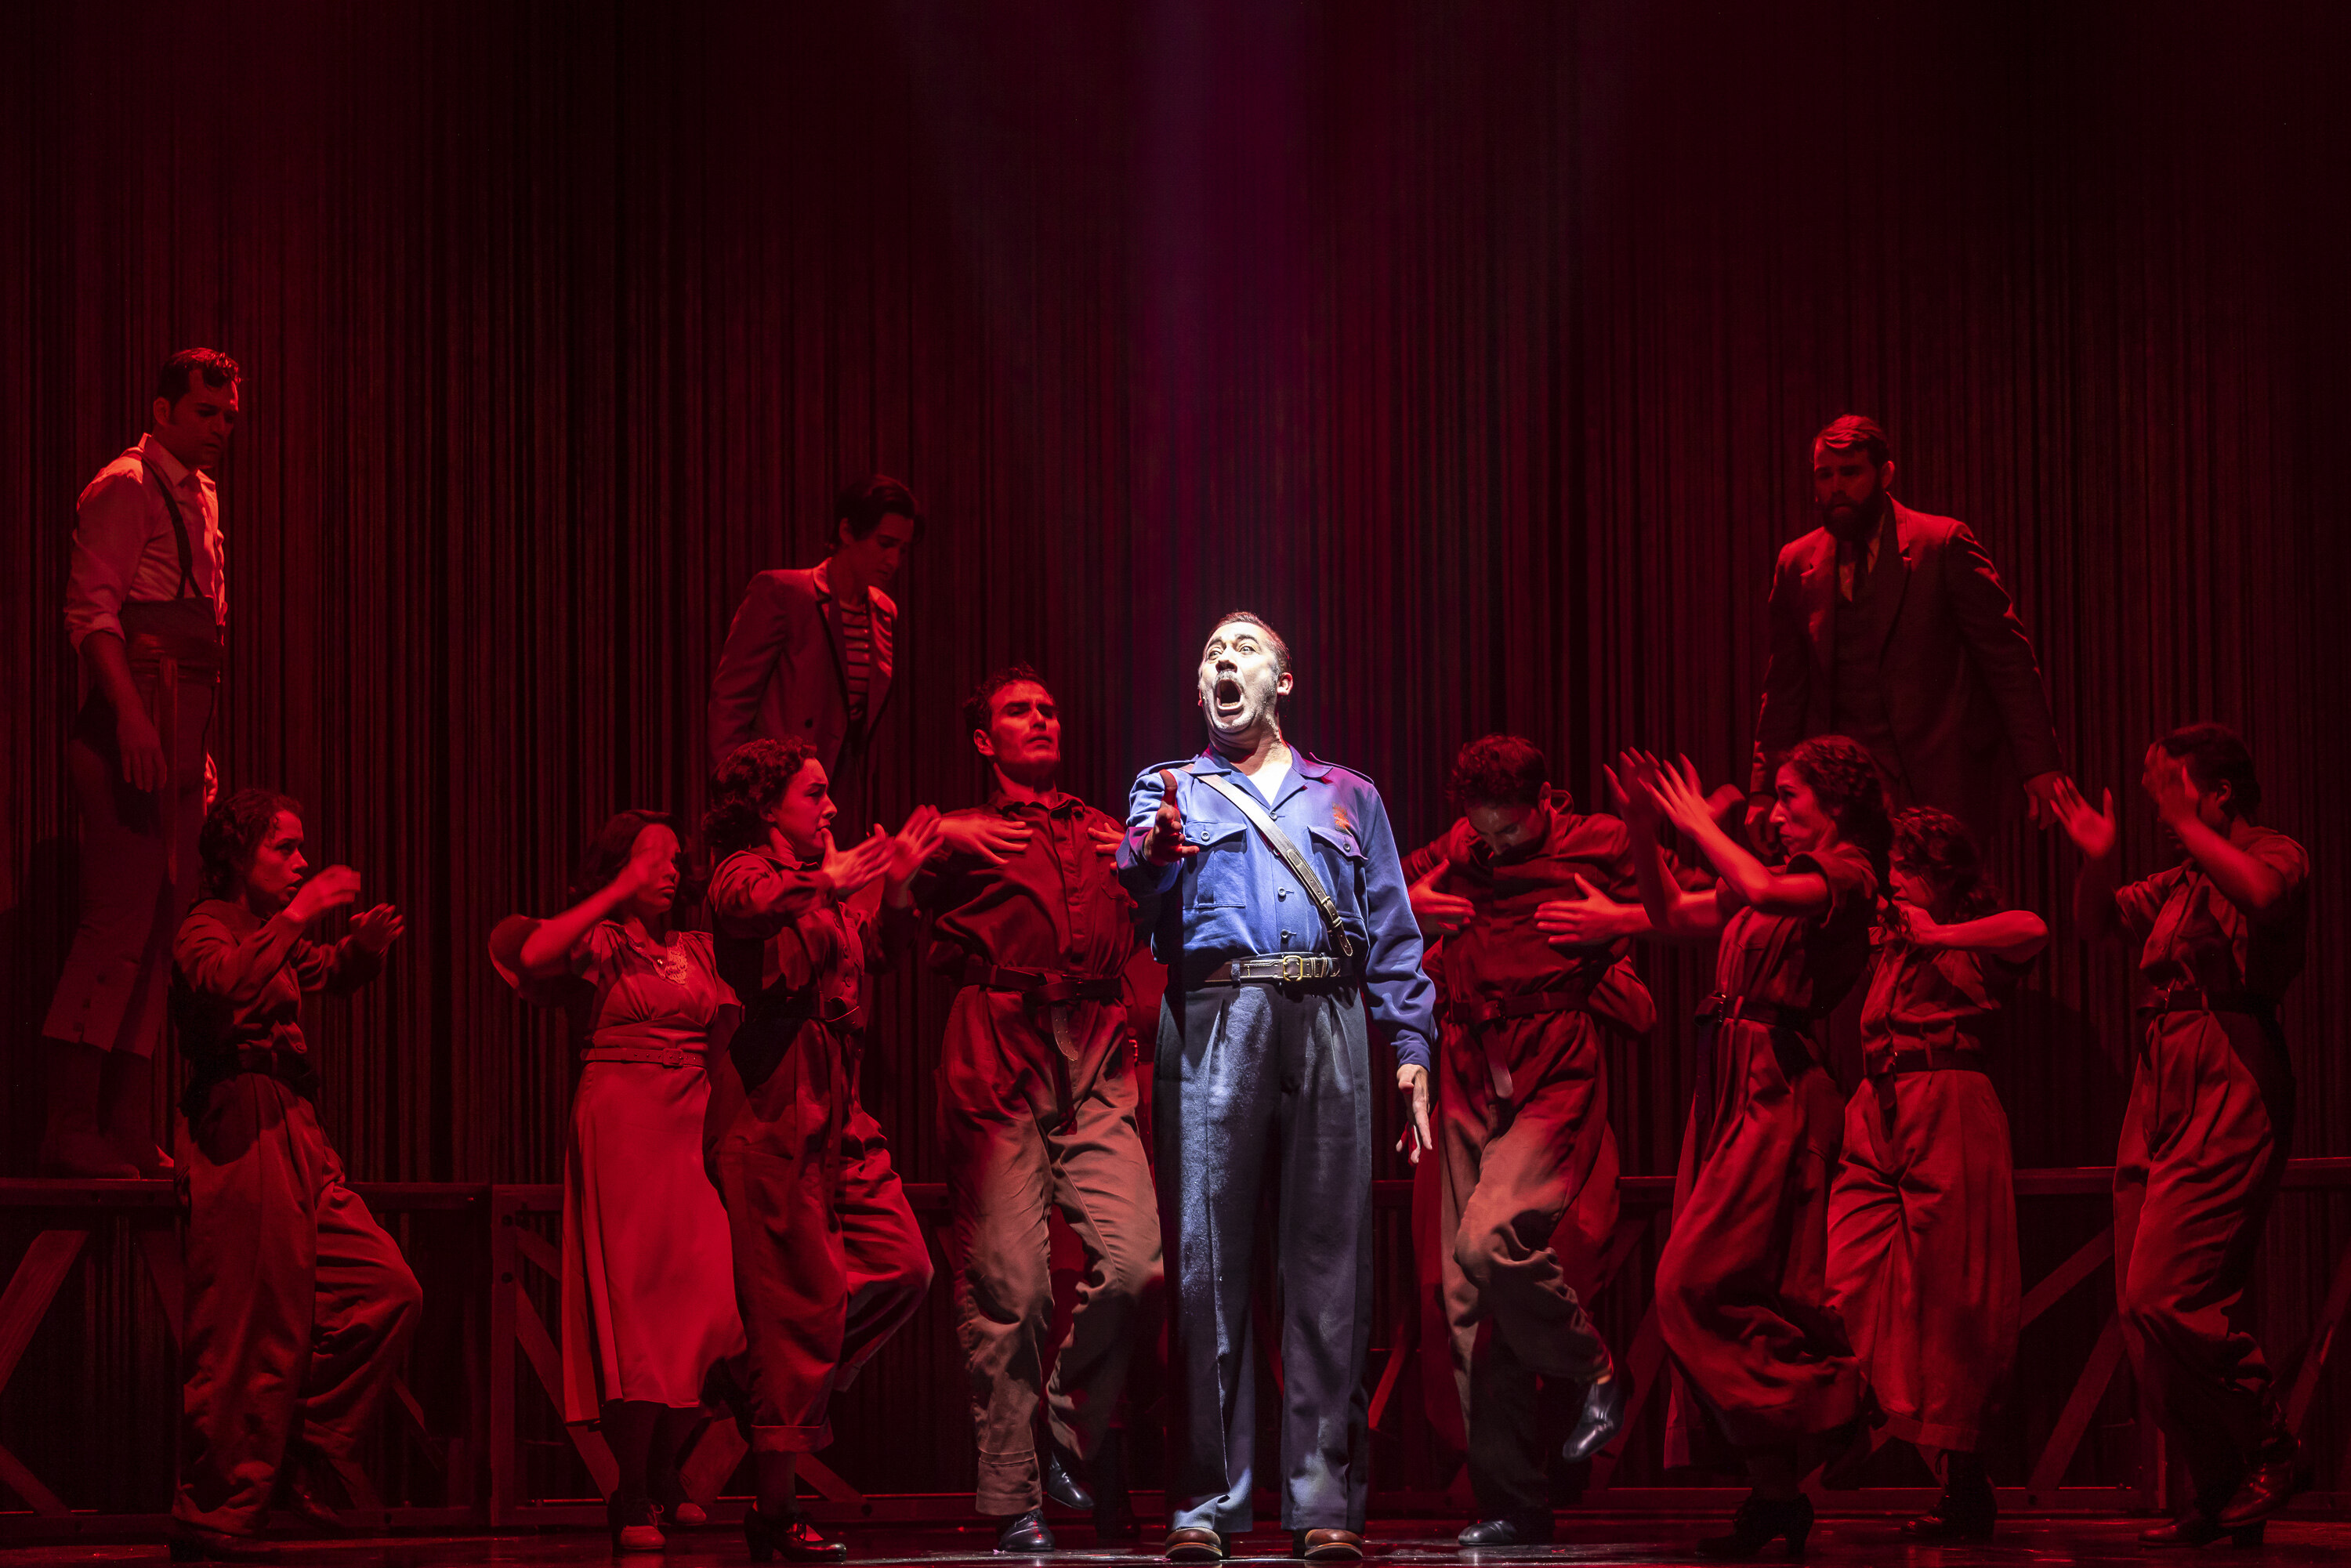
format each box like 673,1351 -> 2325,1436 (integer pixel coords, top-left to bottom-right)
1155,981 -> 1375,1535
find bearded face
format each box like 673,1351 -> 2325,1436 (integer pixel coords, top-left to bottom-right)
1197,619 -> 1292,744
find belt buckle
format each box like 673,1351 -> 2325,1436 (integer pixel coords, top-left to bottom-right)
1281,953 -> 1306,983
661,1046 -> 684,1069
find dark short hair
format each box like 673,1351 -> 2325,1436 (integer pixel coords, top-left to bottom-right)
2157,722 -> 2260,816
1892,806 -> 2000,921
571,809 -> 700,904
1784,734 -> 1892,882
833,474 -> 923,545
1813,414 -> 1889,467
1203,610 -> 1291,679
199,788 -> 302,899
1450,734 -> 1548,809
158,349 -> 242,405
704,741 -> 819,857
962,664 -> 1049,737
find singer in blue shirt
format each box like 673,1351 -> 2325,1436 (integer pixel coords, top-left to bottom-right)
1118,611 -> 1436,1564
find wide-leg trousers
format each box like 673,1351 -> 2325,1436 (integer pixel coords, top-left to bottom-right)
1826,1070 -> 2019,1454
705,1030 -> 933,1453
1438,1011 -> 1617,1515
173,1077 -> 422,1535
940,990 -> 1162,1515
1657,1019 -> 1858,1465
1155,981 -> 1375,1535
2114,1010 -> 2293,1498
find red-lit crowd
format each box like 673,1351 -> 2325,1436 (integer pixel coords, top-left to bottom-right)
39,349 -> 2309,1564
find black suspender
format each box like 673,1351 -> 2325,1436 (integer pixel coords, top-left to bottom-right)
136,455 -> 204,603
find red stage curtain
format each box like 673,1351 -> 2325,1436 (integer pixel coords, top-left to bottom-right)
4,0 -> 2346,1499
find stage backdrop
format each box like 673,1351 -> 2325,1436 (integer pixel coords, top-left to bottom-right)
5,0 -> 2347,1505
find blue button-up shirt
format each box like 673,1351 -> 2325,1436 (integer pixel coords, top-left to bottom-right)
1116,747 -> 1436,1070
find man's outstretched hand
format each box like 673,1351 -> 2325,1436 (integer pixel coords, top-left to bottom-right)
1144,770 -> 1198,867
1394,1064 -> 1433,1164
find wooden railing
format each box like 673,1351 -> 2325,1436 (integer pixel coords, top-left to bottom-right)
5,1161 -> 2350,1537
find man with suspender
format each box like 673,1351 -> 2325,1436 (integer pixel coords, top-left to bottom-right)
1118,612 -> 1436,1564
42,349 -> 239,1178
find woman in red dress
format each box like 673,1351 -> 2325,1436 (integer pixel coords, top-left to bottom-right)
1620,738 -> 1885,1559
1828,808 -> 2045,1541
701,741 -> 940,1563
2054,726 -> 2309,1545
492,810 -> 747,1553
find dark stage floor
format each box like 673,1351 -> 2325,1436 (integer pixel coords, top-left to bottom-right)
9,1519 -> 2350,1567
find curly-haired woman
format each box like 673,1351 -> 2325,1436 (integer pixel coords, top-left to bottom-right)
1619,738 -> 1886,1558
1827,808 -> 2045,1542
491,809 -> 746,1553
701,739 -> 940,1563
169,788 -> 419,1563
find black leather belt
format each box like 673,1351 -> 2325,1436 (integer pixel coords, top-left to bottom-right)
970,965 -> 1125,1007
1694,992 -> 1816,1033
1203,954 -> 1348,985
1443,987 -> 1592,1027
2138,983 -> 2277,1021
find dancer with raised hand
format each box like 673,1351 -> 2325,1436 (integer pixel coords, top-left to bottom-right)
1619,741 -> 1882,1559
168,790 -> 418,1563
2052,726 -> 2309,1547
703,741 -> 940,1563
1826,808 -> 2045,1542
490,810 -> 748,1554
1399,736 -> 1648,1549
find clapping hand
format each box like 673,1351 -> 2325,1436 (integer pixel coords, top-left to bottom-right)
1606,749 -> 1665,836
286,865 -> 363,925
1642,755 -> 1720,839
820,827 -> 896,895
2140,746 -> 2198,827
886,806 -> 946,885
350,904 -> 406,953
2049,777 -> 2117,860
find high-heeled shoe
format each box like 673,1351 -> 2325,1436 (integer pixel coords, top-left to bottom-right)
1697,1492 -> 1813,1559
607,1492 -> 664,1554
2218,1421 -> 2302,1528
648,1462 -> 706,1527
1901,1468 -> 1995,1542
745,1502 -> 849,1562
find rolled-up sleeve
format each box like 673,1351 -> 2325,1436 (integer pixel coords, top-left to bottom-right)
64,469 -> 153,650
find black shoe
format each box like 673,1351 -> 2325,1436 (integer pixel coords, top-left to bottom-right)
274,1459 -> 352,1534
1562,1371 -> 1629,1465
168,1527 -> 281,1564
1900,1477 -> 1995,1543
2139,1507 -> 2265,1548
1697,1493 -> 1813,1559
1041,1439 -> 1095,1512
745,1503 -> 848,1562
2218,1422 -> 2301,1528
1457,1510 -> 1553,1548
607,1492 -> 665,1553
997,1508 -> 1056,1553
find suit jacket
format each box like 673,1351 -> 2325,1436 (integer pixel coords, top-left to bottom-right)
708,564 -> 897,776
1750,498 -> 2061,837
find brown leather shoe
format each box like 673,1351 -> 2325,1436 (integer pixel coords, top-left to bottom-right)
1295,1527 -> 1365,1562
1165,1526 -> 1226,1562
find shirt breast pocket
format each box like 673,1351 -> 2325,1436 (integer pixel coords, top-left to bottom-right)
1306,821 -> 1367,898
1186,820 -> 1255,909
